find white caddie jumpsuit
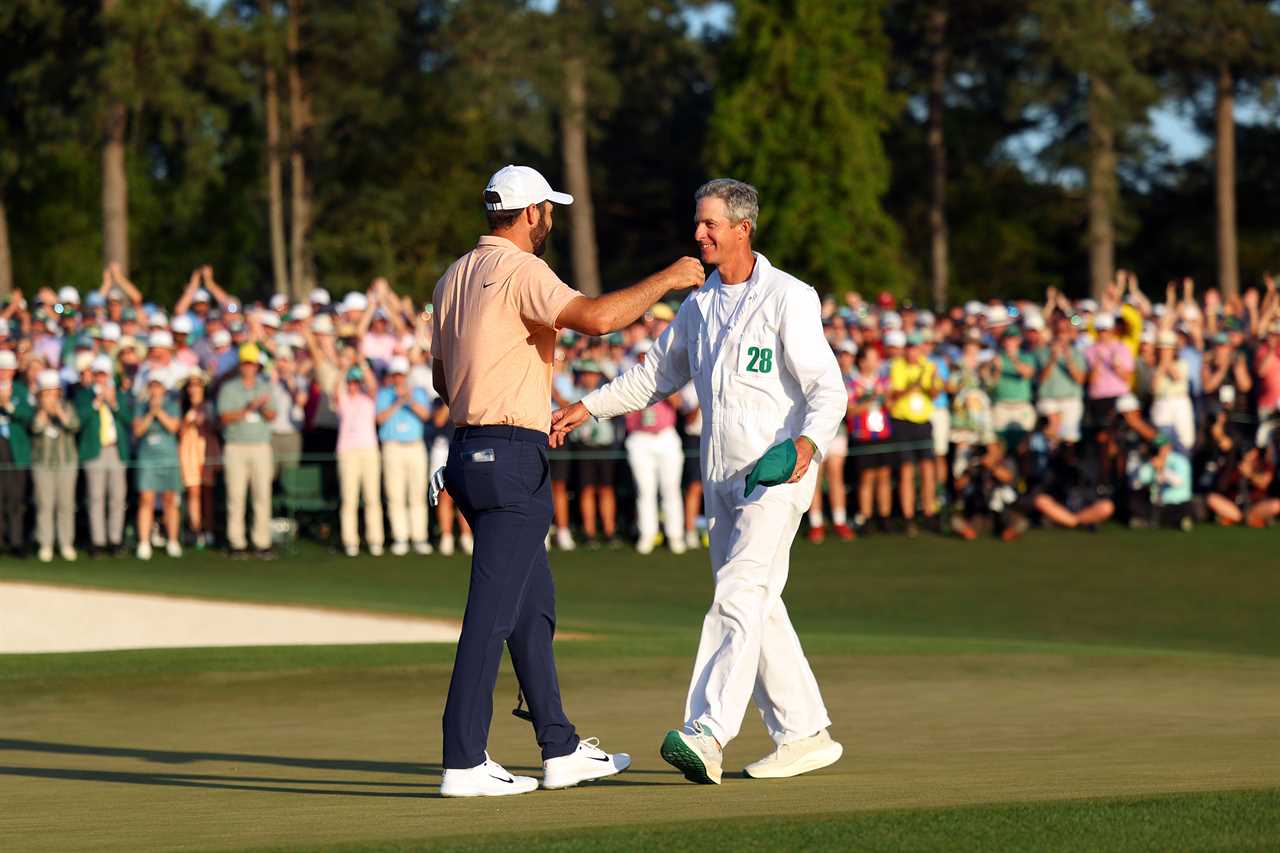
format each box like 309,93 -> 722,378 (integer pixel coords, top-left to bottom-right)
582,253 -> 847,747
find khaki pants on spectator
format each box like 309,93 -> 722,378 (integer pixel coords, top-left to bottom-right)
85,444 -> 127,547
339,446 -> 384,550
225,442 -> 274,551
33,465 -> 77,552
383,441 -> 428,547
271,431 -> 302,477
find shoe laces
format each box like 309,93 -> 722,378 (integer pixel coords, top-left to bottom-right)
578,736 -> 606,757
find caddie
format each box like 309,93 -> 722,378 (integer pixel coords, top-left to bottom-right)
551,178 -> 847,784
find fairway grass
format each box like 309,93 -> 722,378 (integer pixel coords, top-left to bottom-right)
2,528 -> 1279,851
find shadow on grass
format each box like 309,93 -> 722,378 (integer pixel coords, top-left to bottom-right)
0,739 -> 676,798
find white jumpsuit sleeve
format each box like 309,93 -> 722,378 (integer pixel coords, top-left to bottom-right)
779,286 -> 846,457
580,305 -> 693,419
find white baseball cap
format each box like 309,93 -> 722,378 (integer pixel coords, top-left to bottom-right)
99,321 -> 122,342
149,311 -> 169,328
881,311 -> 903,330
192,288 -> 211,304
210,328 -> 232,348
37,369 -> 61,392
148,330 -> 174,349
985,304 -> 1010,326
484,165 -> 573,211
1094,313 -> 1116,331
259,312 -> 281,329
837,339 -> 858,355
91,354 -> 114,374
58,285 -> 80,304
1023,313 -> 1046,331
171,315 -> 194,335
0,351 -> 16,370
309,288 -> 331,305
269,294 -> 289,310
389,355 -> 410,375
290,304 -> 313,321
884,330 -> 907,348
341,292 -> 368,313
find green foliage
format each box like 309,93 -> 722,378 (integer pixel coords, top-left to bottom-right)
706,0 -> 905,296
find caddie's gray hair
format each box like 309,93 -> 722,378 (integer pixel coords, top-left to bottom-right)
695,178 -> 759,236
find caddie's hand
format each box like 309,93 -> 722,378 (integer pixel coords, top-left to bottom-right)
665,257 -> 705,293
787,437 -> 816,483
549,401 -> 591,449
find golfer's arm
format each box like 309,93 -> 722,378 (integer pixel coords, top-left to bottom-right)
555,269 -> 677,337
432,359 -> 450,407
779,288 -> 845,458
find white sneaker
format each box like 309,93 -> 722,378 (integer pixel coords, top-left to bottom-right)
660,722 -> 723,785
166,540 -> 182,559
369,544 -> 384,557
744,729 -> 844,779
38,546 -> 53,563
344,545 -> 359,557
440,754 -> 538,798
391,541 -> 410,557
460,533 -> 473,555
542,737 -> 631,790
137,541 -> 153,561
413,540 -> 433,556
151,529 -> 165,548
555,528 -> 576,551
669,537 -> 687,556
685,529 -> 701,550
439,535 -> 455,556
61,546 -> 77,562
636,536 -> 655,555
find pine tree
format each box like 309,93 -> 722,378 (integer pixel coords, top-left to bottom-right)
707,0 -> 904,295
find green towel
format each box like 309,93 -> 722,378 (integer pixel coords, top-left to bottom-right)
744,440 -> 797,497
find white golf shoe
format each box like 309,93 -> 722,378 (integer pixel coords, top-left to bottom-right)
136,541 -> 153,561
439,754 -> 538,798
460,533 -> 474,555
166,539 -> 182,559
636,536 -> 655,555
743,729 -> 843,779
541,737 -> 631,789
685,529 -> 701,550
660,722 -> 723,784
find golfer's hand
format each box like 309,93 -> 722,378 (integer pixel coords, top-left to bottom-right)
787,437 -> 816,483
549,401 -> 591,448
665,257 -> 705,293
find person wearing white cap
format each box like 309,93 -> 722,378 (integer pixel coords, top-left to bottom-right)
29,369 -> 80,562
58,285 -> 80,306
551,178 -> 845,785
74,353 -> 133,556
431,163 -> 700,798
377,355 -> 433,556
134,329 -> 176,398
1151,329 -> 1194,451
132,368 -> 185,560
0,351 -> 32,556
309,287 -> 331,306
170,314 -> 200,369
621,339 -> 686,556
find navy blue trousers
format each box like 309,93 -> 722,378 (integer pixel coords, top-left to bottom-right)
441,426 -> 578,769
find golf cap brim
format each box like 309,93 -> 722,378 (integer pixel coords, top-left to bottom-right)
484,164 -> 573,211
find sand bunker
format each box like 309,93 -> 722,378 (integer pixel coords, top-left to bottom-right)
0,581 -> 461,654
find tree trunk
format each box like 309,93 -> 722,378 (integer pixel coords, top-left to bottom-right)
263,0 -> 289,298
101,0 -> 129,275
0,190 -> 12,297
560,55 -> 602,297
926,4 -> 949,312
1086,74 -> 1115,301
1215,61 -> 1239,300
286,0 -> 314,300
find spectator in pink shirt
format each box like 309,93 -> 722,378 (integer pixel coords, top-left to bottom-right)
335,359 -> 384,557
1255,321 -> 1280,446
1085,313 -> 1135,428
623,341 -> 685,555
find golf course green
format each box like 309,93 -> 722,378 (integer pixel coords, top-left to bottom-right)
2,527 -> 1278,851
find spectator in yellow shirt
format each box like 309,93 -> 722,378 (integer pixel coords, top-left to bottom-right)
886,331 -> 940,536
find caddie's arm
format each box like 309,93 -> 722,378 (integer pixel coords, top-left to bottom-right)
550,303 -> 693,448
778,286 -> 846,477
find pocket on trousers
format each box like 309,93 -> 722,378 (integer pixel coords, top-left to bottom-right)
458,447 -> 506,511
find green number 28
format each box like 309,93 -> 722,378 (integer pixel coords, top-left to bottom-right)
746,346 -> 773,373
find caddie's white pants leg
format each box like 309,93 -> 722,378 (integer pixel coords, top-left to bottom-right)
626,429 -> 685,545
684,473 -> 831,747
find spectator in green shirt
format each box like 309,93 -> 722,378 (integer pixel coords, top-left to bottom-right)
1033,314 -> 1088,444
985,326 -> 1037,443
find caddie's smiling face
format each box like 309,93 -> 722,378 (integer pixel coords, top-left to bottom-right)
694,196 -> 749,266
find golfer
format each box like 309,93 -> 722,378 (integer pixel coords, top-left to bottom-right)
552,179 -> 847,784
432,164 -> 703,797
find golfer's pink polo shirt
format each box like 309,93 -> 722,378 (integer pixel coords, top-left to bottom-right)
431,236 -> 580,433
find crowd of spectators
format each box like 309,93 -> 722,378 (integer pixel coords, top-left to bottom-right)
0,264 -> 1277,563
